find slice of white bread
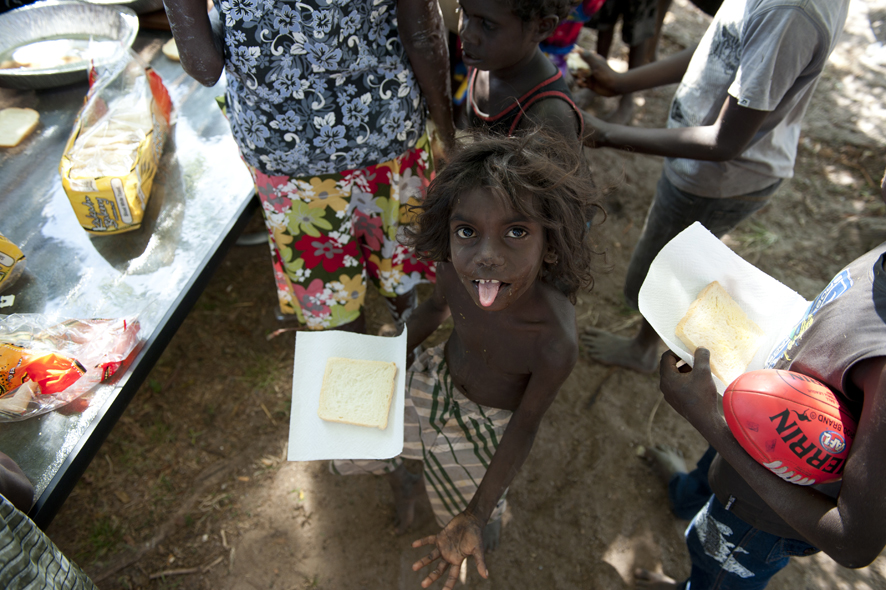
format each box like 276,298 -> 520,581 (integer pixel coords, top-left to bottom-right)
675,281 -> 765,386
0,107 -> 39,148
318,357 -> 397,429
162,38 -> 180,62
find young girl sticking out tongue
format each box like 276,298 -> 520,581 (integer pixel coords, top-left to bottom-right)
334,129 -> 600,589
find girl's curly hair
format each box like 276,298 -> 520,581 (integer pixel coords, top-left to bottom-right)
511,0 -> 581,22
402,128 -> 603,303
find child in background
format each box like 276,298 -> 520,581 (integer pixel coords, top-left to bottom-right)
461,0 -> 585,142
334,130 -> 600,588
540,0 -> 606,79
636,171 -> 886,589
579,0 -> 850,374
584,0 -> 660,123
646,237 -> 886,588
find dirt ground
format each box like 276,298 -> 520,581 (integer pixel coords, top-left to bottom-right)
46,1 -> 886,589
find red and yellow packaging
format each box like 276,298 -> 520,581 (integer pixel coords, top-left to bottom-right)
0,343 -> 86,397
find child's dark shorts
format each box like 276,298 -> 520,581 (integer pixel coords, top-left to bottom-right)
623,172 -> 781,310
680,494 -> 819,590
587,0 -> 658,46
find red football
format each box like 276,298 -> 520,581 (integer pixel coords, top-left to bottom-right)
723,369 -> 857,486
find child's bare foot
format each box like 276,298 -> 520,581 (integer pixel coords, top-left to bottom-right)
605,94 -> 636,125
640,443 -> 688,484
483,519 -> 502,552
377,322 -> 399,337
385,463 -> 425,535
581,327 -> 659,373
634,568 -> 681,589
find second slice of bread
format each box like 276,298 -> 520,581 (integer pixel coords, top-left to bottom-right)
0,108 -> 39,148
318,358 -> 397,429
675,281 -> 765,386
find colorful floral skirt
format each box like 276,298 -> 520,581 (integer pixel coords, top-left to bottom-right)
249,134 -> 436,330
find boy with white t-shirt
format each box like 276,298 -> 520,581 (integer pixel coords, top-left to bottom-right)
576,0 -> 850,373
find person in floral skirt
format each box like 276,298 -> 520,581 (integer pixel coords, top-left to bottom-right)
163,0 -> 455,331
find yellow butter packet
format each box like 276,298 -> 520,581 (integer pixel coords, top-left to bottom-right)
0,233 -> 25,294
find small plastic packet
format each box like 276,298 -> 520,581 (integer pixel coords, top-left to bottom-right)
0,232 -> 25,293
0,315 -> 141,421
59,49 -> 172,235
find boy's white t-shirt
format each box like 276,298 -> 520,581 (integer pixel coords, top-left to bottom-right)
663,0 -> 850,198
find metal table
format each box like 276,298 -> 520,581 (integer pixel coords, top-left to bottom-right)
0,32 -> 256,529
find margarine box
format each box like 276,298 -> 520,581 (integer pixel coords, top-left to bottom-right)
0,233 -> 25,293
59,64 -> 171,236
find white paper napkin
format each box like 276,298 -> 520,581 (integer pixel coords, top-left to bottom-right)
287,329 -> 407,461
639,222 -> 810,394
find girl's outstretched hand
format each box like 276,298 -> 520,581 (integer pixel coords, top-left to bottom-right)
411,512 -> 489,589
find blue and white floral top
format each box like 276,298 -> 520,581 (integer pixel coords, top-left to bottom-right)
218,0 -> 426,176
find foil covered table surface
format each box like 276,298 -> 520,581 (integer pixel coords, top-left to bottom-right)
0,33 -> 255,525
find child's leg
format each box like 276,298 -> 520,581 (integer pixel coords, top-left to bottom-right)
587,0 -> 618,57
583,174 -> 780,373
609,0 -> 657,124
329,458 -> 424,534
668,445 -> 717,520
332,389 -> 428,533
643,444 -> 717,520
380,290 -> 418,336
647,0 -> 673,62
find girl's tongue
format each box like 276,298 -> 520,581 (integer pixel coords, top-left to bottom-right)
478,280 -> 501,307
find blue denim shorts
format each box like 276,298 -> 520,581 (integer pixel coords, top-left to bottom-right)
681,494 -> 819,590
624,173 -> 782,309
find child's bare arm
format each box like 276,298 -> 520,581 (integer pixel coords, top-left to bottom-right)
660,349 -> 886,568
577,47 -> 695,97
163,0 -> 225,87
583,94 -> 769,161
412,336 -> 576,588
404,280 -> 450,357
464,341 -> 575,520
397,0 -> 456,161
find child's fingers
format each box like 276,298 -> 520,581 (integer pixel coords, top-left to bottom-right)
412,534 -> 437,548
420,561 -> 450,589
412,548 -> 441,571
659,350 -> 681,373
578,49 -> 608,70
442,565 -> 460,590
693,347 -> 712,373
473,547 -> 489,579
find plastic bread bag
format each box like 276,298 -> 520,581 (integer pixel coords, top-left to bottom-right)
0,314 -> 141,421
59,48 -> 172,235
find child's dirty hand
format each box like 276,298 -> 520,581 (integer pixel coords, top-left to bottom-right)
576,50 -> 623,97
659,349 -> 720,433
411,512 -> 488,589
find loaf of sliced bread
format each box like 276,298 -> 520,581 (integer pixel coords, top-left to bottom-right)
318,357 -> 397,429
675,281 -> 765,385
